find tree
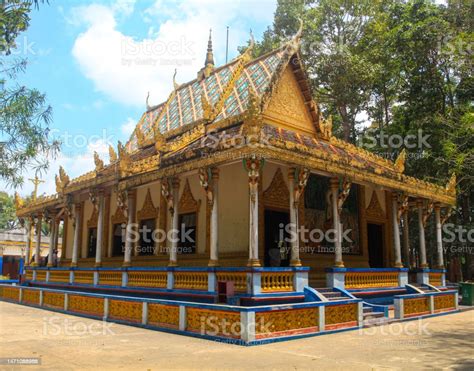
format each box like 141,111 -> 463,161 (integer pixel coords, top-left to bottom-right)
1,0 -> 59,187
0,191 -> 17,229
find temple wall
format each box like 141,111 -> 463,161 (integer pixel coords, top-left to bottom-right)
218,163 -> 249,254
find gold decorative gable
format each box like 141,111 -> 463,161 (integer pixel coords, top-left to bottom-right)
111,205 -> 127,225
263,67 -> 315,135
263,168 -> 289,210
179,179 -> 200,214
86,206 -> 98,228
366,191 -> 385,219
137,188 -> 159,221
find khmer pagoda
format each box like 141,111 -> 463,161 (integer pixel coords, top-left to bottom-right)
5,25 -> 459,345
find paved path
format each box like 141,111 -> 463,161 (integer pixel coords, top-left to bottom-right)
0,301 -> 473,370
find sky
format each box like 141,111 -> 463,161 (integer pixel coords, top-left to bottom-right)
4,0 -> 277,197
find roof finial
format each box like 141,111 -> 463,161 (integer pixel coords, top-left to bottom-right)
205,28 -> 214,68
197,28 -> 215,80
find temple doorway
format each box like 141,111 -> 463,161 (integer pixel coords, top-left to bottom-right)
367,223 -> 384,268
264,209 -> 290,267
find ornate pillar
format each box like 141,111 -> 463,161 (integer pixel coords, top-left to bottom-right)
391,194 -> 403,268
25,217 -> 32,266
330,178 -> 344,267
434,204 -> 444,268
123,190 -> 136,267
209,169 -> 219,266
288,168 -> 309,267
95,191 -> 105,267
246,158 -> 261,267
417,199 -> 428,268
402,211 -> 410,268
169,178 -> 180,267
47,214 -> 57,267
33,213 -> 42,266
71,203 -> 82,267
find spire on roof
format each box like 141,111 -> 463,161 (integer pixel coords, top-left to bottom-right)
197,28 -> 215,81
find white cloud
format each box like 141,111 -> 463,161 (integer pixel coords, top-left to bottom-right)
70,0 -> 276,107
120,117 -> 136,136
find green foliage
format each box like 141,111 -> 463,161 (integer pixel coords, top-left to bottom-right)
245,0 -> 473,277
0,191 -> 17,229
1,0 -> 59,187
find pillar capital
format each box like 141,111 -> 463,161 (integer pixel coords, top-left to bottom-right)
288,168 -> 296,181
330,177 -> 339,189
211,167 -> 219,180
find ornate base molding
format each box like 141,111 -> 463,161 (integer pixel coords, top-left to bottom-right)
208,259 -> 219,267
247,259 -> 261,267
168,260 -> 178,267
290,259 -> 302,267
333,261 -> 345,268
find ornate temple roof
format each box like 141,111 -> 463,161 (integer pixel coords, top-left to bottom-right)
126,45 -> 288,152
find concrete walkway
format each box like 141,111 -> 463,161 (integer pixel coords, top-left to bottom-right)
0,301 -> 473,370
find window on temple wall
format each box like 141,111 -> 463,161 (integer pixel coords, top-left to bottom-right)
138,219 -> 155,256
87,227 -> 97,258
112,223 -> 125,257
303,175 -> 360,255
178,212 -> 196,254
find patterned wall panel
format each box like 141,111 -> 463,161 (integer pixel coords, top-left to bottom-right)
43,291 -> 65,309
68,295 -> 104,317
404,297 -> 430,316
22,289 -> 40,305
434,294 -> 456,311
0,286 -> 20,301
186,308 -> 241,338
325,304 -> 358,326
147,303 -> 179,328
255,308 -> 318,336
108,299 -> 142,323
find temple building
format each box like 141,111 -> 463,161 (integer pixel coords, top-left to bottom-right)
4,26 -> 460,345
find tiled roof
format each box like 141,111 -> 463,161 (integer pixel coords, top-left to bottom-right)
126,48 -> 286,152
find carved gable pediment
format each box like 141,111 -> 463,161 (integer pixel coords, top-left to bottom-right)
111,205 -> 127,225
87,206 -> 98,228
366,191 -> 385,219
179,179 -> 200,214
137,188 -> 159,220
263,168 -> 289,210
263,67 -> 316,135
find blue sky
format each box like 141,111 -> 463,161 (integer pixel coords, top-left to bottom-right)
6,0 -> 276,196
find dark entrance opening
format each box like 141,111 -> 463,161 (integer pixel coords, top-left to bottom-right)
367,223 -> 384,268
87,227 -> 97,258
138,219 -> 155,256
112,223 -> 125,257
2,256 -> 21,279
264,209 -> 290,267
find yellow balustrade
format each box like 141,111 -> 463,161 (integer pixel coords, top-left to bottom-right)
49,271 -> 70,283
35,271 -> 47,282
43,291 -> 65,308
434,294 -> 455,311
73,271 -> 94,285
0,286 -> 19,301
261,272 -> 294,292
216,272 -> 247,292
128,271 -> 167,288
256,307 -> 318,335
108,299 -> 142,322
25,269 -> 33,281
404,297 -> 429,316
345,271 -> 398,289
325,303 -> 358,326
22,289 -> 40,304
429,273 -> 442,287
68,294 -> 104,316
148,304 -> 180,328
174,272 -> 208,290
99,271 -> 122,286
